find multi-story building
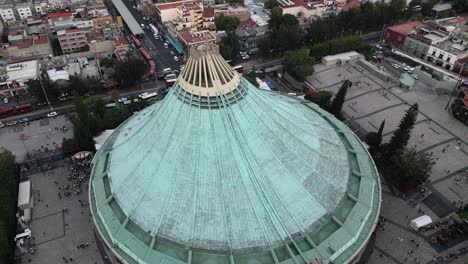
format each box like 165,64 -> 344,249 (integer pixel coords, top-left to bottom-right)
0,7 -> 15,21
155,0 -> 201,23
16,5 -> 32,20
57,28 -> 89,54
280,0 -> 324,25
384,21 -> 425,47
177,2 -> 203,29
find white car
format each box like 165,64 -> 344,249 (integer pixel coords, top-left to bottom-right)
173,56 -> 179,62
164,43 -> 169,48
241,54 -> 250,60
47,111 -> 58,118
403,65 -> 411,71
391,63 -> 400,69
412,74 -> 419,80
3,98 -> 8,104
118,97 -> 128,103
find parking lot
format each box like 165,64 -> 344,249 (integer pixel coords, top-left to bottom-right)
308,60 -> 468,263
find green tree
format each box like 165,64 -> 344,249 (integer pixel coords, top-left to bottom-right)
71,92 -> 96,152
62,138 -> 77,155
219,32 -> 241,63
68,75 -> 90,96
386,103 -> 418,156
284,49 -> 315,81
28,71 -> 61,104
0,149 -> 16,264
85,96 -> 106,118
365,119 -> 385,148
102,108 -> 130,129
52,39 -> 63,56
388,148 -> 435,190
309,42 -> 329,61
453,0 -> 468,13
304,90 -> 332,110
329,80 -> 350,118
264,0 -> 279,9
215,14 -> 240,32
113,58 -> 146,86
244,68 -> 259,87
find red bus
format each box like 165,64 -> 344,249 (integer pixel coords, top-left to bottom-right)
15,104 -> 33,113
0,107 -> 14,119
131,35 -> 141,47
148,60 -> 156,77
165,76 -> 177,88
233,65 -> 243,74
139,48 -> 151,61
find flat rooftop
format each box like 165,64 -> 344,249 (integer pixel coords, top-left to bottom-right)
5,60 -> 38,82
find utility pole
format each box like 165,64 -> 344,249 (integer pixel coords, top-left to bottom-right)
38,74 -> 53,110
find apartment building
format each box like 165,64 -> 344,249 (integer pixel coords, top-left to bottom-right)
57,28 -> 89,54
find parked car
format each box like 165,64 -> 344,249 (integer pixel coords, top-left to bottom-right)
19,118 -> 29,124
173,56 -> 179,62
0,122 -> 4,128
164,43 -> 169,48
47,111 -> 58,118
118,97 -> 128,103
6,120 -> 17,126
412,74 -> 419,80
241,54 -> 250,60
391,63 -> 400,69
3,98 -> 8,104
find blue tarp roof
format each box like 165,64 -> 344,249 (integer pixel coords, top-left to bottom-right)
164,34 -> 184,55
267,82 -> 274,89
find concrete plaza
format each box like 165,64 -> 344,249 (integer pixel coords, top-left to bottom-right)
308,62 -> 468,263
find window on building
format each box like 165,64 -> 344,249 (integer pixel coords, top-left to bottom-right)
432,50 -> 436,56
439,54 -> 443,59
446,56 -> 451,62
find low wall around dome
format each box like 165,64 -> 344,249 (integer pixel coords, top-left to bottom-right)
88,88 -> 381,264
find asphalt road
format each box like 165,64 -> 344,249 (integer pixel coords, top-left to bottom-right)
0,82 -> 164,123
121,0 -> 182,71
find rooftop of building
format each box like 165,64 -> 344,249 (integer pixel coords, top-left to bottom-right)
90,44 -> 380,264
203,6 -> 214,18
12,35 -> 49,49
8,29 -> 24,36
387,20 -> 426,35
339,1 -> 360,11
280,0 -> 322,10
176,29 -> 215,45
433,38 -> 468,55
4,60 -> 38,81
432,3 -> 452,12
155,0 -> 201,11
47,11 -> 73,20
113,36 -> 129,46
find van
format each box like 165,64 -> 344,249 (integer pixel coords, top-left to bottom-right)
248,48 -> 260,55
162,68 -> 172,74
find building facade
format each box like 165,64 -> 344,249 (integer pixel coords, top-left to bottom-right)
57,28 -> 89,54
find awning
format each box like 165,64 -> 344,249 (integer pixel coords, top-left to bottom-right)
164,34 -> 184,55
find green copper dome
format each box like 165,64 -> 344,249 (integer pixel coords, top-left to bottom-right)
89,45 -> 380,264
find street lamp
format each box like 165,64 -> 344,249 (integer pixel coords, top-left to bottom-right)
38,74 -> 53,110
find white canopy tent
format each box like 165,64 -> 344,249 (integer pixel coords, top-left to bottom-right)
17,181 -> 31,210
410,215 -> 432,231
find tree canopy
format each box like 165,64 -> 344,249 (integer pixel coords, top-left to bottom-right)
244,68 -> 259,87
113,58 -> 146,86
388,148 -> 435,190
329,80 -> 350,118
71,92 -> 96,152
215,14 -> 240,32
219,32 -> 241,63
264,0 -> 279,9
28,71 -> 61,104
0,149 -> 16,264
284,49 -> 315,81
386,103 -> 419,156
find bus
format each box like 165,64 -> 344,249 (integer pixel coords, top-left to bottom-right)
233,65 -> 243,74
165,76 -> 177,88
0,107 -> 14,119
139,48 -> 151,61
139,92 -> 158,100
131,35 -> 141,47
15,104 -> 33,113
148,60 -> 156,77
149,24 -> 159,37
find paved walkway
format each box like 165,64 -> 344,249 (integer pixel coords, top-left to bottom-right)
309,60 -> 468,264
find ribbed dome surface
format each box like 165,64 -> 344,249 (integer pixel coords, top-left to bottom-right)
89,44 -> 380,264
107,78 -> 349,252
